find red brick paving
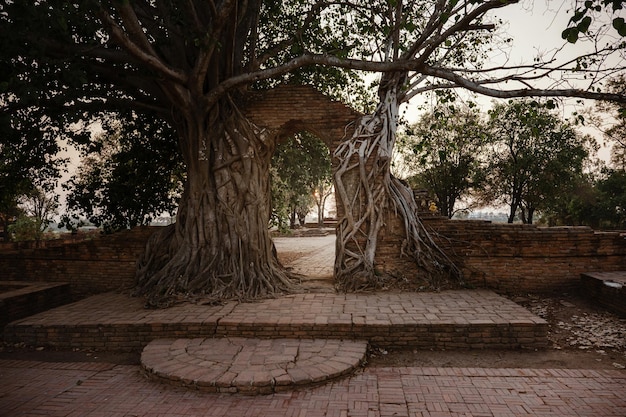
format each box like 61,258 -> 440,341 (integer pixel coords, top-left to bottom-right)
141,337 -> 367,394
3,290 -> 548,351
1,359 -> 624,416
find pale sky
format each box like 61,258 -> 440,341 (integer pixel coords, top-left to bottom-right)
402,0 -> 625,162
55,1 -> 625,215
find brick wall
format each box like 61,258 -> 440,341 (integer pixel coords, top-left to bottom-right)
2,85 -> 624,297
2,220 -> 625,297
376,214 -> 626,294
0,227 -> 156,298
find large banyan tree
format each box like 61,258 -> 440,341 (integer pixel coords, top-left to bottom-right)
1,0 -> 625,305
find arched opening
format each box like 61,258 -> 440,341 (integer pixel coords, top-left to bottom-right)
270,129 -> 336,290
243,84 -> 362,290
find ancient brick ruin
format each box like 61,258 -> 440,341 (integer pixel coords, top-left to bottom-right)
2,85 -> 626,301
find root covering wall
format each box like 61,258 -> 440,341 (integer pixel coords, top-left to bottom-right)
1,220 -> 626,297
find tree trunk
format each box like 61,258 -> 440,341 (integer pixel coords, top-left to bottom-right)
134,103 -> 296,307
289,205 -> 297,228
507,205 -> 517,223
333,82 -> 461,292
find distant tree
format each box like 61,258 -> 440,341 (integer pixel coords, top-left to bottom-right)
63,113 -> 184,233
0,110 -> 64,240
539,172 -> 602,227
595,75 -> 626,169
547,169 -> 626,229
7,185 -> 59,242
7,215 -> 40,242
596,168 -> 626,228
313,182 -> 334,227
21,186 -> 58,239
481,100 -> 591,224
398,103 -> 488,218
271,132 -> 331,229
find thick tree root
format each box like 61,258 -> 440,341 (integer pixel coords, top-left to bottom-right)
134,224 -> 299,308
333,86 -> 462,292
133,106 -> 299,308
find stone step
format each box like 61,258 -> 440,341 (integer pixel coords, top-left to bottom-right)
141,337 -> 367,395
581,271 -> 626,317
3,290 -> 548,352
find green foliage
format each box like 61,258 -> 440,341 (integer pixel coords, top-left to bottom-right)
596,168 -> 626,227
270,132 -> 331,229
562,0 -> 625,43
481,100 -> 593,224
62,113 -> 184,233
541,168 -> 626,229
397,103 -> 488,218
595,75 -> 626,168
7,215 -> 40,242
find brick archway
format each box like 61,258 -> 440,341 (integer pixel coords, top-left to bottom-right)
244,84 -> 361,220
244,85 -> 416,280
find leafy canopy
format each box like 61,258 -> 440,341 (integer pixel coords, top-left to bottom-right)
398,102 -> 489,218
481,99 -> 593,224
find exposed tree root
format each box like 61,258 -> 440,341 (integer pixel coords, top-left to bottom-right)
134,223 -> 297,307
333,85 -> 462,292
134,104 -> 298,308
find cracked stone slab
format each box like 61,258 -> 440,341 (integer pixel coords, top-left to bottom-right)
141,337 -> 367,395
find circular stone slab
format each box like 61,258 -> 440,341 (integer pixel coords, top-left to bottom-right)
141,337 -> 368,395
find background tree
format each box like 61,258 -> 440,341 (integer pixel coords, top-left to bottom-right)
313,182 -> 334,227
62,113 -> 184,233
397,102 -> 488,218
11,185 -> 59,242
0,106 -> 64,240
545,168 -> 626,229
595,168 -> 626,228
2,1 -> 625,302
595,75 -> 626,168
270,132 -> 331,229
480,100 -> 592,224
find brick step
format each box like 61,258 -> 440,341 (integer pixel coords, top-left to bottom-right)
141,337 -> 367,395
581,271 -> 626,317
2,290 -> 548,352
0,281 -> 71,328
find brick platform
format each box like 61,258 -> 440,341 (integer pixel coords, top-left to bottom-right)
0,281 -> 71,328
581,271 -> 626,317
141,337 -> 367,394
3,290 -> 547,351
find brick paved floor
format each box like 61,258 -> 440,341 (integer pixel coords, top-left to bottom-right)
3,290 -> 548,351
1,359 -> 625,416
141,337 -> 367,394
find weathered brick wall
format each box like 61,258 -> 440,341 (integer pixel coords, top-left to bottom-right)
2,85 -> 625,298
2,219 -> 625,297
0,227 -> 156,298
244,84 -> 361,151
244,84 -> 361,222
376,214 -> 626,294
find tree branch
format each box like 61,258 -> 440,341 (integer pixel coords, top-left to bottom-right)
96,5 -> 188,85
422,65 -> 626,103
206,52 -> 626,107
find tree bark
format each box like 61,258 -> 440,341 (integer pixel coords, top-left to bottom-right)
134,102 -> 296,307
333,81 -> 461,292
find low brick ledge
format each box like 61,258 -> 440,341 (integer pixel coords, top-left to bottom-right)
141,337 -> 367,395
2,290 -> 548,351
581,271 -> 626,317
